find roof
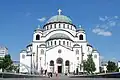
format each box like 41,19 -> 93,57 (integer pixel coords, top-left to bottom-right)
47,15 -> 72,24
47,33 -> 71,41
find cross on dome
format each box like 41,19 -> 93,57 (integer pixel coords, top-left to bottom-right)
58,9 -> 62,15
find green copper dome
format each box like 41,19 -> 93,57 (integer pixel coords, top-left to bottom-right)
47,15 -> 72,24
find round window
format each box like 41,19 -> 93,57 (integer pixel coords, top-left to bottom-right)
58,49 -> 62,53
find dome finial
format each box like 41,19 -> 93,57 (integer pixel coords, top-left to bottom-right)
58,9 -> 62,15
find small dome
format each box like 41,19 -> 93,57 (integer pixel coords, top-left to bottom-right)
47,15 -> 72,24
47,33 -> 71,41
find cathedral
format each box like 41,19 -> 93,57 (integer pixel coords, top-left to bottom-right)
20,9 -> 100,74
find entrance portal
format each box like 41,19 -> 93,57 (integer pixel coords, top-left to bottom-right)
58,66 -> 62,73
56,57 -> 63,73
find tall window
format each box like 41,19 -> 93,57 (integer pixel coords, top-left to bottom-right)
50,60 -> 54,66
55,41 -> 56,45
59,24 -> 61,28
76,49 -> 79,55
65,60 -> 70,66
54,24 -> 56,28
63,41 -> 65,45
59,41 -> 61,45
63,24 -> 65,28
71,25 -> 72,30
50,24 -> 52,29
67,24 -> 69,29
36,34 -> 40,40
67,41 -> 69,46
41,49 -> 44,55
79,34 -> 83,40
48,42 -> 49,46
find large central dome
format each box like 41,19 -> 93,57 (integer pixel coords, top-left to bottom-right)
47,9 -> 72,24
47,15 -> 72,24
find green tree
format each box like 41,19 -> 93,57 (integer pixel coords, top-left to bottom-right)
107,61 -> 117,72
0,57 -> 4,69
83,54 -> 96,74
2,54 -> 13,72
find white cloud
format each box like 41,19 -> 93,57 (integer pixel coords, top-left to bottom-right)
114,16 -> 119,19
93,16 -> 119,36
92,28 -> 112,36
99,16 -> 108,22
37,17 -> 46,22
108,21 -> 116,27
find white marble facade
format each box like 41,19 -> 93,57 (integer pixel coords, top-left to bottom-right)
20,9 -> 100,74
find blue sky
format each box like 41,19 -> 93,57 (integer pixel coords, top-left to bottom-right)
0,0 -> 120,62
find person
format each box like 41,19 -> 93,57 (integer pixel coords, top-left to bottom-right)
45,69 -> 47,75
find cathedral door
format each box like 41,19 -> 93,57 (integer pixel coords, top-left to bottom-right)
58,66 -> 62,73
56,57 -> 63,73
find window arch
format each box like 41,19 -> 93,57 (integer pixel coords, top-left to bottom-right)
65,60 -> 70,66
50,60 -> 54,66
54,24 -> 56,28
59,41 -> 61,45
67,41 -> 69,46
41,49 -> 44,54
63,24 -> 65,28
76,49 -> 79,55
59,24 -> 61,28
54,41 -> 56,45
36,34 -> 40,40
56,58 -> 63,64
79,34 -> 83,40
67,24 -> 69,29
50,24 -> 52,29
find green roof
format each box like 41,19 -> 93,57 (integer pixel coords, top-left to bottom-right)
47,15 -> 72,24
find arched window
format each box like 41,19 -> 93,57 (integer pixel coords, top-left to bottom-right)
67,41 -> 69,46
59,41 -> 61,45
59,24 -> 61,28
65,60 -> 70,66
54,24 -> 56,28
76,49 -> 79,55
55,41 -> 56,45
50,25 -> 52,29
48,42 -> 49,46
36,34 -> 40,40
79,34 -> 83,40
63,24 -> 65,28
67,24 -> 69,29
56,58 -> 63,64
50,60 -> 54,66
41,49 -> 44,54
71,25 -> 72,30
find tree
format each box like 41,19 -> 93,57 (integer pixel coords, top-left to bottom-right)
83,54 -> 96,74
2,54 -> 13,72
0,57 -> 4,69
107,61 -> 117,72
